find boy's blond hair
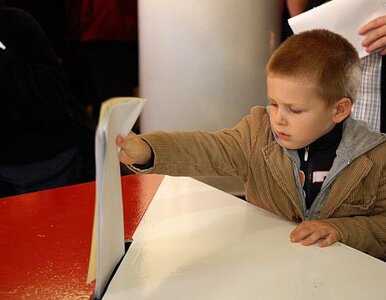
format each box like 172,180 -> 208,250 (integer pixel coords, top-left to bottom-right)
267,29 -> 360,106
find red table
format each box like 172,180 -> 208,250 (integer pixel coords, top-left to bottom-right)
0,174 -> 164,299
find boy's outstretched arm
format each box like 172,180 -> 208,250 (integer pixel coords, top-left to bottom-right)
290,220 -> 341,248
116,133 -> 152,165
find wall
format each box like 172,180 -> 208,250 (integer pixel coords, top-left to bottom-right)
139,0 -> 282,132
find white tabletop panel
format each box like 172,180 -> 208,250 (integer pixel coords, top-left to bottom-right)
104,176 -> 386,300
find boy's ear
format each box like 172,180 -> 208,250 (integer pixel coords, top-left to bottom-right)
332,97 -> 352,123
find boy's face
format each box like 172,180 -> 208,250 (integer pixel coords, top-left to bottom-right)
267,74 -> 337,150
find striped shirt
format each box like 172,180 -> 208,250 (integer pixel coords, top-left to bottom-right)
352,53 -> 382,132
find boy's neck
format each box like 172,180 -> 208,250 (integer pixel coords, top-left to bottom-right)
306,122 -> 343,151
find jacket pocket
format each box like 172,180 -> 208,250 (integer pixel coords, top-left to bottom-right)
333,195 -> 377,217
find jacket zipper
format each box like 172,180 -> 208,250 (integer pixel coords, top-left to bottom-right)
304,146 -> 309,162
307,160 -> 351,219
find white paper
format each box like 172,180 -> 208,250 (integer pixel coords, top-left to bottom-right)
288,0 -> 386,58
87,97 -> 146,299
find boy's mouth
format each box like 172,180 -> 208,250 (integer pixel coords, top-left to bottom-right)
276,131 -> 290,141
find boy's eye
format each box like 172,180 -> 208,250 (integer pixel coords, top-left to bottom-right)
269,102 -> 278,107
290,107 -> 302,114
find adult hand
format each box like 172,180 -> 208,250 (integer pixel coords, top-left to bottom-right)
290,220 -> 341,247
359,15 -> 386,55
116,132 -> 152,165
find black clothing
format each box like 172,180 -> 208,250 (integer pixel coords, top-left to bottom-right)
305,0 -> 330,10
0,8 -> 94,165
67,41 -> 139,120
0,8 -> 95,196
4,0 -> 66,58
298,122 -> 343,209
281,6 -> 293,41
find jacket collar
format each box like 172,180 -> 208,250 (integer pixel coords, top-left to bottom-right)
317,118 -> 386,218
337,117 -> 386,163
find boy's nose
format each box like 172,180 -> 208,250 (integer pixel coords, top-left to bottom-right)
274,109 -> 286,125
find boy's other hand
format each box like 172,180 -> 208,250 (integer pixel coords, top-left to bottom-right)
116,132 -> 152,165
290,220 -> 341,247
359,14 -> 386,55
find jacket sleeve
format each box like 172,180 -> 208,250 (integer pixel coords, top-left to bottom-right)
133,106 -> 267,180
323,173 -> 386,259
0,9 -> 71,124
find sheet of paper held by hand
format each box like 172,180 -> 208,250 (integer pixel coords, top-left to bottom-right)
87,97 -> 146,299
288,0 -> 386,58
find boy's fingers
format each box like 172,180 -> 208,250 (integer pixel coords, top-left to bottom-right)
290,222 -> 313,242
118,148 -> 134,165
116,134 -> 136,164
290,220 -> 340,246
319,234 -> 338,248
116,135 -> 125,146
300,231 -> 324,246
117,132 -> 137,152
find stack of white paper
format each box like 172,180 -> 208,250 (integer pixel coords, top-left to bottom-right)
87,97 -> 146,299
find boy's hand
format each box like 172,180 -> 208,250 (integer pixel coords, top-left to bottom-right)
290,220 -> 341,247
116,132 -> 152,165
359,14 -> 386,55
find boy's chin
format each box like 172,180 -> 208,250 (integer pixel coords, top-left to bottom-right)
280,140 -> 307,150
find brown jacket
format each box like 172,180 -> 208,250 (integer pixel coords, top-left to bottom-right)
138,106 -> 386,258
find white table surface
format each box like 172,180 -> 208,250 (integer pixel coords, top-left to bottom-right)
104,176 -> 386,300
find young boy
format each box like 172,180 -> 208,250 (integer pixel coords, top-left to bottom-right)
116,29 -> 386,259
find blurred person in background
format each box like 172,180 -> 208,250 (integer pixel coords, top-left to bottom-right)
0,7 -> 95,197
4,0 -> 66,61
65,0 -> 139,122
